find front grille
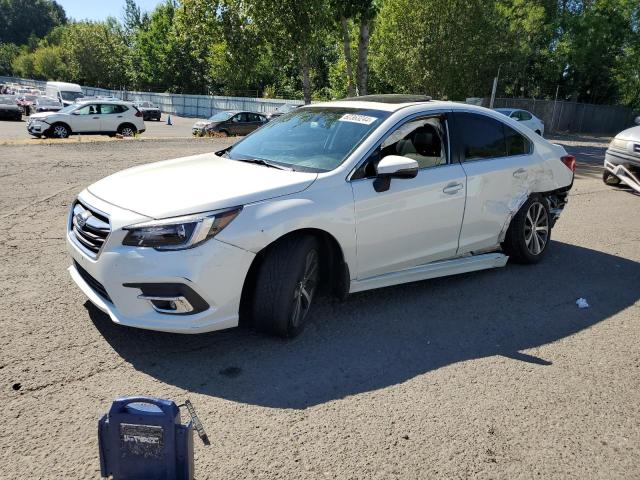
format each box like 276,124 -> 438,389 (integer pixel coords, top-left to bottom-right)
70,201 -> 110,257
74,261 -> 112,303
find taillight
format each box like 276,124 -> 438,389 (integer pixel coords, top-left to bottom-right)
561,155 -> 576,173
134,110 -> 143,118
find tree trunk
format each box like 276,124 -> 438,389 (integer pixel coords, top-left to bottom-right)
356,18 -> 370,96
341,17 -> 355,97
302,52 -> 311,104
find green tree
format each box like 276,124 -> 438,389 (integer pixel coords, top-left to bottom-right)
371,0 -> 505,99
250,0 -> 332,103
0,0 -> 66,45
0,42 -> 19,75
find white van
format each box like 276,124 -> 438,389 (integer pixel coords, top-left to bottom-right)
46,81 -> 84,106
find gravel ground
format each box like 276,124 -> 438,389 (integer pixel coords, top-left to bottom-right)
1,134 -> 639,479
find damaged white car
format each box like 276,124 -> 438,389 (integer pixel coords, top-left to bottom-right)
67,95 -> 575,337
603,117 -> 640,193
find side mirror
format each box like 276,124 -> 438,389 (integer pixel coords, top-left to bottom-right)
373,155 -> 419,193
635,116 -> 640,125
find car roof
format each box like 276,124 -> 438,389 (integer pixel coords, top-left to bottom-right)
309,94 -> 450,112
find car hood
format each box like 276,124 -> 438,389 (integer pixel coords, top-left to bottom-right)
192,120 -> 212,128
615,125 -> 640,142
87,153 -> 318,219
29,111 -> 57,120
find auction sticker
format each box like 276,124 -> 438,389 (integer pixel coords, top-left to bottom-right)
339,114 -> 377,125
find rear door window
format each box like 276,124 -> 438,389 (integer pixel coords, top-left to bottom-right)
455,113 -> 507,161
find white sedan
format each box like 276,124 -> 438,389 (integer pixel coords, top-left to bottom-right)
67,95 -> 574,337
495,108 -> 545,136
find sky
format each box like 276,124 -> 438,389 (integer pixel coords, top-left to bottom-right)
55,0 -> 163,22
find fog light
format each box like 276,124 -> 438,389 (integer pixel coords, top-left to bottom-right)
138,295 -> 194,314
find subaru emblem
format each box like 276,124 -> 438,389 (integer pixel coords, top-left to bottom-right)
75,210 -> 92,228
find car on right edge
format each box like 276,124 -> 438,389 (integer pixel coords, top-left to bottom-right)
603,117 -> 640,193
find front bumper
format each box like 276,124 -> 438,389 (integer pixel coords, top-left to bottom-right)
27,121 -> 48,136
67,194 -> 255,334
604,147 -> 640,193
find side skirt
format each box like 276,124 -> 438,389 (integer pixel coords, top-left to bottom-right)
349,253 -> 508,293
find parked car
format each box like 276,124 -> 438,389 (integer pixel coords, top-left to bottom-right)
495,108 -> 545,136
46,81 -> 84,107
16,94 -> 38,114
27,100 -> 145,138
0,95 -> 22,120
134,101 -> 162,121
192,110 -> 268,136
30,96 -> 63,115
67,94 -> 575,338
603,116 -> 640,193
267,103 -> 300,120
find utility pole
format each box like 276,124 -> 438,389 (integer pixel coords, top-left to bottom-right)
489,65 -> 501,109
550,85 -> 560,133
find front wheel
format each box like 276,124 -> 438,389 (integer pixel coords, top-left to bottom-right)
602,169 -> 622,187
502,196 -> 551,264
50,123 -> 70,138
252,235 -> 320,337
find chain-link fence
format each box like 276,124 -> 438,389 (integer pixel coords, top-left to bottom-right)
484,97 -> 636,134
0,76 -> 303,118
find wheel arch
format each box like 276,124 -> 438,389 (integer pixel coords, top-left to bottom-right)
238,227 -> 350,326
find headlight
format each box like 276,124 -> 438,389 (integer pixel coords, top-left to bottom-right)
122,207 -> 241,250
610,138 -> 628,150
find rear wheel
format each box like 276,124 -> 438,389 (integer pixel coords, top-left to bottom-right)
117,124 -> 137,137
252,235 -> 320,337
502,196 -> 551,264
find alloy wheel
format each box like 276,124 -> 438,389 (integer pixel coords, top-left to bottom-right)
524,201 -> 549,255
53,125 -> 68,138
120,127 -> 135,137
291,249 -> 319,328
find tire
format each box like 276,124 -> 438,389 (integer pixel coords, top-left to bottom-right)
502,195 -> 551,264
117,124 -> 137,137
602,169 -> 622,187
252,235 -> 321,338
50,123 -> 70,138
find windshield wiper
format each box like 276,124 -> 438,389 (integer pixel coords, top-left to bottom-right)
237,158 -> 293,171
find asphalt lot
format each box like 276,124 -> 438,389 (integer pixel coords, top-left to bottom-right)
0,112 -> 198,140
0,129 -> 639,479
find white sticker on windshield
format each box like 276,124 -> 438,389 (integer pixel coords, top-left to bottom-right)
339,113 -> 377,125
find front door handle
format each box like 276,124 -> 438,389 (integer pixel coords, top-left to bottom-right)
513,168 -> 527,178
443,182 -> 464,194
92,116 -> 99,119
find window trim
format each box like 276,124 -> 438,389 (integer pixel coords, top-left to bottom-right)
347,110 -> 451,182
450,111 -> 533,164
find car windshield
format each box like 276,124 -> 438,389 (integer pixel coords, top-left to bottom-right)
208,111 -> 235,122
227,107 -> 389,172
57,104 -> 78,114
495,109 -> 514,116
61,91 -> 84,101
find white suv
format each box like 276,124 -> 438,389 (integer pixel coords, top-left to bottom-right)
28,100 -> 146,138
67,95 -> 575,337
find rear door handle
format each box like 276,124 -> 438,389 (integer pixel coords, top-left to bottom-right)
443,182 -> 464,194
92,116 -> 99,119
117,115 -> 123,118
513,168 -> 527,178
